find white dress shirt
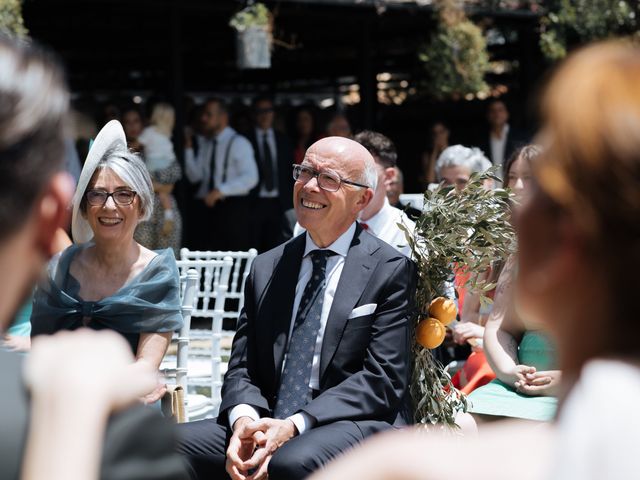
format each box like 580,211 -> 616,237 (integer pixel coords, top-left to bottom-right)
255,127 -> 279,198
489,123 -> 510,168
359,197 -> 415,258
229,223 -> 356,434
184,126 -> 258,198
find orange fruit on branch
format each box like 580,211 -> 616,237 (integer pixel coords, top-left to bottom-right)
416,317 -> 446,349
428,297 -> 457,326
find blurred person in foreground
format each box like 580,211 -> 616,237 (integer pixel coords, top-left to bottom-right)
310,40 -> 640,480
30,120 -> 183,405
176,136 -> 416,480
0,35 -> 185,480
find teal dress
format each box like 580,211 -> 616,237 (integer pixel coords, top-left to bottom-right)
7,301 -> 32,337
468,330 -> 558,421
30,244 -> 182,354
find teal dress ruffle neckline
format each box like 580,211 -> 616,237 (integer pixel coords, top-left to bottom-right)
31,244 -> 183,353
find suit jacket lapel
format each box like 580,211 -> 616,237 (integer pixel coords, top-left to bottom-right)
270,235 -> 305,384
319,227 -> 380,381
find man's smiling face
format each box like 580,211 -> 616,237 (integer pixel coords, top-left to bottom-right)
294,137 -> 372,246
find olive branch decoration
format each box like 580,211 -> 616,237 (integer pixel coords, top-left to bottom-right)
400,169 -> 516,427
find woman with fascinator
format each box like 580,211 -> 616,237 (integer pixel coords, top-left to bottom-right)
30,120 -> 183,404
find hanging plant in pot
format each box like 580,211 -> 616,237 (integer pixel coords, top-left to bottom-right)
229,2 -> 272,69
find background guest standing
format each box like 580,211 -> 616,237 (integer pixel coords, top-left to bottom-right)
247,96 -> 294,253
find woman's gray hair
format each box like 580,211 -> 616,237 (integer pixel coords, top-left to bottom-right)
82,147 -> 154,222
359,154 -> 379,191
435,145 -> 492,180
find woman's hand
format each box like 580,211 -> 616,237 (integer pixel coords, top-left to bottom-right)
515,370 -> 562,397
2,334 -> 31,351
142,381 -> 168,405
511,364 -> 537,386
451,322 -> 484,345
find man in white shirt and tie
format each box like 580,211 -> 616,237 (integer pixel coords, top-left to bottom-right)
184,98 -> 258,251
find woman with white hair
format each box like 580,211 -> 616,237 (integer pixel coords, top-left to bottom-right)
31,120 -> 183,404
435,144 -> 492,191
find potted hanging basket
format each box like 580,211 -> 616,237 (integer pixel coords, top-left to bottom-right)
229,2 -> 272,69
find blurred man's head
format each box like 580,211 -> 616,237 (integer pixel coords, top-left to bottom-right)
353,130 -> 397,221
0,36 -> 73,329
326,113 -> 352,138
253,96 -> 275,131
487,99 -> 509,131
200,98 -> 228,136
294,137 -> 375,247
387,167 -> 404,205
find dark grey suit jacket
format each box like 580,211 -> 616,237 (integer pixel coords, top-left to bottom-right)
219,224 -> 416,427
0,348 -> 187,480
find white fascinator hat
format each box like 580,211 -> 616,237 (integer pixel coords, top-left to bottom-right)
71,120 -> 127,244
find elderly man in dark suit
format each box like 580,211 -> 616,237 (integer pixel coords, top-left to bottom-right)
247,96 -> 295,252
177,136 -> 417,480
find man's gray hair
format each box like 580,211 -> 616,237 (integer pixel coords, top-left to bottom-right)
83,147 -> 154,222
359,154 -> 379,191
435,145 -> 492,179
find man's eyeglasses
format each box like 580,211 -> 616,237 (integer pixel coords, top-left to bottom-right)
85,189 -> 137,206
292,164 -> 370,192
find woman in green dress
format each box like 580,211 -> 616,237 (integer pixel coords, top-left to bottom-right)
467,145 -> 560,423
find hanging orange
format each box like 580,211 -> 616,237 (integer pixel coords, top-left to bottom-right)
428,297 -> 457,326
416,317 -> 446,349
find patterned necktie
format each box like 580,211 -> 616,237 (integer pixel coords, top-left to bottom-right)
273,249 -> 335,419
262,132 -> 275,191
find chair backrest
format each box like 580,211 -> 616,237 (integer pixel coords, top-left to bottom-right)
176,257 -> 233,413
176,268 -> 199,394
160,267 -> 198,422
180,248 -> 258,321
